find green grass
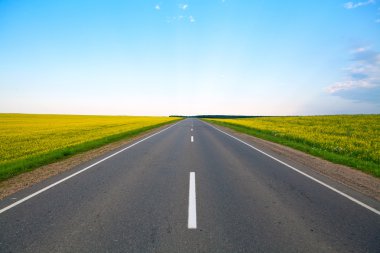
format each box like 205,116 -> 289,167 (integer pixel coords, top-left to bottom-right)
204,115 -> 380,177
0,114 -> 181,181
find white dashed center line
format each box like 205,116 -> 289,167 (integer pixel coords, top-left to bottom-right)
188,172 -> 197,229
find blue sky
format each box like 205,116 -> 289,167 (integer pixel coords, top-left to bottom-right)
0,0 -> 379,116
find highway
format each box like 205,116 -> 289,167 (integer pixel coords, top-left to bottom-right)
0,118 -> 379,252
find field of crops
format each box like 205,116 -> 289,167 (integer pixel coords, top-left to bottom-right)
0,114 -> 180,181
206,115 -> 380,177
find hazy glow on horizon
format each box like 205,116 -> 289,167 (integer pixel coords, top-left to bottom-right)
0,0 -> 379,116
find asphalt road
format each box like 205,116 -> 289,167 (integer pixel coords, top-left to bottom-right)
0,118 -> 379,252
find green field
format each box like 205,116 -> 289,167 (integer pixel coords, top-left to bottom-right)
0,114 -> 181,181
206,115 -> 380,177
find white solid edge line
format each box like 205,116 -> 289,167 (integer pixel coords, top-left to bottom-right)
204,121 -> 380,216
188,172 -> 197,229
0,121 -> 182,215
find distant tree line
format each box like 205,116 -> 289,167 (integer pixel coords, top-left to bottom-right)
169,115 -> 260,119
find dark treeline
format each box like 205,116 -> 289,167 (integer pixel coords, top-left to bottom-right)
169,115 -> 260,119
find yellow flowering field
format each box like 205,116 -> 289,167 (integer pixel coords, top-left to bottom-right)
206,115 -> 380,177
0,114 -> 180,180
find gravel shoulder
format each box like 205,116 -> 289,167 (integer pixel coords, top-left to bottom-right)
209,123 -> 380,202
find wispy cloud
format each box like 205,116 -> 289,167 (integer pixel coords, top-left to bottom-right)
156,3 -> 194,23
343,0 -> 375,9
326,47 -> 380,103
179,3 -> 189,10
166,15 -> 195,23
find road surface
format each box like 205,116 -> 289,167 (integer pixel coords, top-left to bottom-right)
0,118 -> 379,252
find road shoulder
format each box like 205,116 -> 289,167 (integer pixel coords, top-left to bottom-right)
206,121 -> 380,202
0,123 -> 178,200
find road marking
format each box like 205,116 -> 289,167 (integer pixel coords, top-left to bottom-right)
205,122 -> 380,216
0,121 -> 182,215
191,128 -> 193,131
188,172 -> 197,229
191,136 -> 194,142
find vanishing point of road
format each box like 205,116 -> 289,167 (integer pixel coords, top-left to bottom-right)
0,119 -> 379,252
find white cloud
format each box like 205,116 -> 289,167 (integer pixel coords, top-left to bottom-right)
353,47 -> 368,53
179,3 -> 188,10
155,4 -> 160,10
159,3 -> 194,23
343,0 -> 375,9
326,80 -> 375,93
326,47 -> 380,103
166,15 -> 195,23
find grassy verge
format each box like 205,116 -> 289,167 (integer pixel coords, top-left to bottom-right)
0,119 -> 180,181
205,119 -> 380,177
